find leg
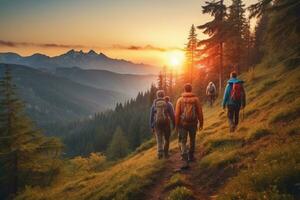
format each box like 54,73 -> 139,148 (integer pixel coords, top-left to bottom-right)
234,106 -> 240,130
178,128 -> 188,161
155,128 -> 164,159
227,105 -> 235,132
163,127 -> 171,158
188,126 -> 197,161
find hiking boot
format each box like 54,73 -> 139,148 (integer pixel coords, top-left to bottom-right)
164,152 -> 169,159
158,153 -> 163,159
180,161 -> 190,170
229,125 -> 235,133
188,154 -> 195,162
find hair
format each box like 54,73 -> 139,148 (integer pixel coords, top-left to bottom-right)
184,83 -> 192,92
156,90 -> 165,98
164,96 -> 170,102
230,71 -> 237,78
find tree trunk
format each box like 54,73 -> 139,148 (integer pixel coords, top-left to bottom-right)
219,42 -> 223,96
12,151 -> 18,195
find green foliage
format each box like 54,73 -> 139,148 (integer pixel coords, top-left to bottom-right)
269,102 -> 300,124
246,127 -> 272,141
199,149 -> 240,169
164,174 -> 187,191
167,187 -> 194,200
219,142 -> 300,199
134,138 -> 156,154
58,86 -> 155,157
106,127 -> 129,160
69,152 -> 106,172
203,136 -> 243,152
0,66 -> 62,198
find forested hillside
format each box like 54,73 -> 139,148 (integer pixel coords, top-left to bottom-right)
0,64 -> 126,127
55,67 -> 155,96
55,89 -> 156,157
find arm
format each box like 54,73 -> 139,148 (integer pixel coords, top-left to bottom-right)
222,84 -> 230,108
175,98 -> 181,128
149,105 -> 155,129
167,103 -> 175,128
206,86 -> 209,95
196,98 -> 204,128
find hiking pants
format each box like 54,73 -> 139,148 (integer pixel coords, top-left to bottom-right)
178,126 -> 197,160
208,94 -> 215,106
227,105 -> 240,129
154,127 -> 170,157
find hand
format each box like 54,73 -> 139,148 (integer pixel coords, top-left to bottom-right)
198,126 -> 203,132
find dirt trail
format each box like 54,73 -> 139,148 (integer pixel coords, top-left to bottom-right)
145,147 -> 210,200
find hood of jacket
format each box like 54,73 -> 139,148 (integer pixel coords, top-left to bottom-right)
181,92 -> 196,98
227,78 -> 244,84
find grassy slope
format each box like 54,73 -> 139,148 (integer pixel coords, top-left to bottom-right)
17,63 -> 300,200
196,63 -> 300,199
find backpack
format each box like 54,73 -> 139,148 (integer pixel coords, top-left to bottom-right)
208,85 -> 215,94
181,99 -> 197,125
155,99 -> 169,128
230,82 -> 244,102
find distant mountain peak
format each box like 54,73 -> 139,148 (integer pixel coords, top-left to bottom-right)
88,49 -> 97,55
66,49 -> 76,54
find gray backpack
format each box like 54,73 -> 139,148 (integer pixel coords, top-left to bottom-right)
155,100 -> 168,128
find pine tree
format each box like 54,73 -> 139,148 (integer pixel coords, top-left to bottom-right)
185,24 -> 198,83
0,66 -> 62,198
162,65 -> 168,92
168,70 -> 173,97
106,127 -> 129,160
226,0 -> 247,73
157,71 -> 163,90
243,19 -> 255,69
197,0 -> 227,94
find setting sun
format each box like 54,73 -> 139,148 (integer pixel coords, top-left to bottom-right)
166,50 -> 185,71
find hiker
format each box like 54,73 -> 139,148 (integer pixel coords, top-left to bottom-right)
222,71 -> 246,132
206,81 -> 217,107
175,84 -> 203,168
150,90 -> 175,159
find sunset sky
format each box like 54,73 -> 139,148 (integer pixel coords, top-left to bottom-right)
0,0 -> 257,66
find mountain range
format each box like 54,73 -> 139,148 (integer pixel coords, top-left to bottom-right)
0,63 -> 155,128
0,50 -> 159,74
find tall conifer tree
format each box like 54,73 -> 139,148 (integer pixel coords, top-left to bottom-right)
198,0 -> 227,94
0,66 -> 62,198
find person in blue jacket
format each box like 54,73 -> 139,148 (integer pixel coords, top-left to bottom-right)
222,71 -> 246,132
150,90 -> 175,159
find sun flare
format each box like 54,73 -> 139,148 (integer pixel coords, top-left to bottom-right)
166,50 -> 185,71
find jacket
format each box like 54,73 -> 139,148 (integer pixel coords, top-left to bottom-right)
175,92 -> 203,128
150,98 -> 175,129
222,78 -> 246,108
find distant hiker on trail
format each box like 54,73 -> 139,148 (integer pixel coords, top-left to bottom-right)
150,90 -> 175,159
175,84 -> 203,169
206,81 -> 217,107
222,71 -> 246,132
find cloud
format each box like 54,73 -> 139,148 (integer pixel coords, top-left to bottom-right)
112,44 -> 182,52
0,40 -> 183,52
0,40 -> 86,49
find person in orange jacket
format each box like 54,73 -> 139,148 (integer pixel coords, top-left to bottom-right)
175,83 -> 203,169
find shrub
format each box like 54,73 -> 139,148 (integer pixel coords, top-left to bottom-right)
167,187 -> 194,200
